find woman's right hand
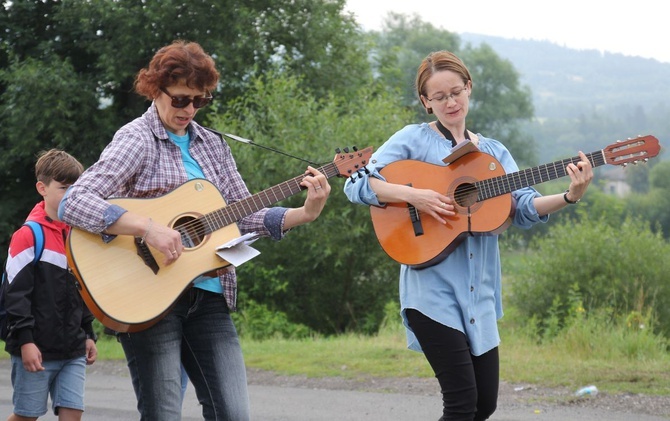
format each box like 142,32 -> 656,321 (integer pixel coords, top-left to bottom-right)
142,220 -> 184,264
408,188 -> 455,225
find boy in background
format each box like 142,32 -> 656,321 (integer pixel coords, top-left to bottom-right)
3,149 -> 97,421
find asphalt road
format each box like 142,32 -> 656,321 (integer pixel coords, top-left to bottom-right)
0,359 -> 667,420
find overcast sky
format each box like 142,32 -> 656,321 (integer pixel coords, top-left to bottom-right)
344,0 -> 670,64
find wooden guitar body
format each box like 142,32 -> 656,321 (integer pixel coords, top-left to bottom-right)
370,152 -> 512,269
68,179 -> 239,332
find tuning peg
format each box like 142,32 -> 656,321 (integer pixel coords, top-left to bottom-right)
349,175 -> 357,183
343,147 -> 350,153
335,148 -> 341,154
352,146 -> 358,151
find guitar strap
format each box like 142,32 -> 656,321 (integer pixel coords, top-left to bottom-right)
435,121 -> 470,148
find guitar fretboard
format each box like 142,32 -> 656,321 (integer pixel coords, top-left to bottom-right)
476,151 -> 606,202
198,161 -> 340,234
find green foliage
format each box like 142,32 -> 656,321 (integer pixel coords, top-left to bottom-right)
0,0 -> 373,259
648,160 -> 670,190
210,70 -> 407,335
232,300 -> 314,340
510,214 -> 670,338
377,300 -> 404,336
371,12 -> 461,107
369,16 -> 536,166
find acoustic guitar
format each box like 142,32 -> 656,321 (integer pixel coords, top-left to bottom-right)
369,135 -> 660,269
67,146 -> 372,333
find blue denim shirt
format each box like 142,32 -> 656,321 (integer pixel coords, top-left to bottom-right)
343,123 -> 548,356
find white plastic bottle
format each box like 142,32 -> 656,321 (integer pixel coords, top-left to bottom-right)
575,385 -> 599,396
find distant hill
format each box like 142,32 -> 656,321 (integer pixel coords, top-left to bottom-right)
459,33 -> 670,116
459,33 -> 669,163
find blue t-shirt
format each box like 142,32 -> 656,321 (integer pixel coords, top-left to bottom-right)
168,131 -> 222,294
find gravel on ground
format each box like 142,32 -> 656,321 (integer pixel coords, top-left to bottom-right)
89,361 -> 670,419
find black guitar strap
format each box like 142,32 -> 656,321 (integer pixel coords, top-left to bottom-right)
435,120 -> 470,148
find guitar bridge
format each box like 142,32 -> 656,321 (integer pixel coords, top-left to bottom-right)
408,203 -> 424,237
405,182 -> 423,237
134,237 -> 160,275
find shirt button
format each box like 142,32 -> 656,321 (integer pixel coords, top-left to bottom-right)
469,253 -> 474,259
470,318 -> 475,324
470,286 -> 474,292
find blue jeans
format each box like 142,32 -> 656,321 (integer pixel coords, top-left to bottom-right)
120,288 -> 249,421
10,355 -> 86,417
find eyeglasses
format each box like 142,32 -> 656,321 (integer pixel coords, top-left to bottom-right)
424,85 -> 468,104
160,87 -> 213,109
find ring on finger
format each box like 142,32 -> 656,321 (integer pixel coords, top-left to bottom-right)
315,185 -> 322,190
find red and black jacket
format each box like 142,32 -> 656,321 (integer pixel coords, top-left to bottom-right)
3,201 -> 94,360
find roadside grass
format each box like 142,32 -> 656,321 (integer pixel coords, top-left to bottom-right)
90,313 -> 670,397
11,252 -> 669,397
497,316 -> 670,395
1,310 -> 657,402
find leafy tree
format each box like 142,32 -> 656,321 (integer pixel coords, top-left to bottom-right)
370,12 -> 461,107
627,161 -> 670,238
368,13 -> 536,166
0,0 -> 371,253
210,71 -> 409,334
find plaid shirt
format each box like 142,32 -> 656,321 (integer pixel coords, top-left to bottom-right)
61,104 -> 288,310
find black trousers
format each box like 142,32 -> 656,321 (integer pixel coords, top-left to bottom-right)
406,309 -> 499,421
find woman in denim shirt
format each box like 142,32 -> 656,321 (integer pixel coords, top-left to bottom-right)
344,50 -> 592,421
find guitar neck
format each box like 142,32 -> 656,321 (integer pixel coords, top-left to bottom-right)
476,150 -> 606,201
205,162 -> 339,232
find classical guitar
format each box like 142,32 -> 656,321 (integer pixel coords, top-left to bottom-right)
67,146 -> 372,333
370,135 -> 660,269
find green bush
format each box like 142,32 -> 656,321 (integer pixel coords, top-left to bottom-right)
510,214 -> 670,338
232,299 -> 314,340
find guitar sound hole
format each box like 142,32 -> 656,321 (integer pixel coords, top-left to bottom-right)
174,216 -> 205,248
454,183 -> 478,207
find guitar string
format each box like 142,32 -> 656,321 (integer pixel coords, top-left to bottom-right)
423,153 -> 605,212
171,152 -> 608,240
169,154 -> 367,241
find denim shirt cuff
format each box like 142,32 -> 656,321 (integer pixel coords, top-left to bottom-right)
264,207 -> 289,240
102,205 -> 127,243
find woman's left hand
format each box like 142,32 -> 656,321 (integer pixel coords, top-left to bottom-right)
301,166 -> 331,220
565,151 -> 593,201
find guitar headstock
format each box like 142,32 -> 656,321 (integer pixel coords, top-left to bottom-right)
332,146 -> 374,178
603,135 -> 661,166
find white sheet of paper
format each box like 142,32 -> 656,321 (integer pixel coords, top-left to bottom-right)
215,232 -> 259,250
215,243 -> 260,267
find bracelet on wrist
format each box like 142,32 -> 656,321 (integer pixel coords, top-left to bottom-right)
140,218 -> 153,244
563,190 -> 580,204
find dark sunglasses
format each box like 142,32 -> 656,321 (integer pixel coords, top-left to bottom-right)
160,87 -> 213,109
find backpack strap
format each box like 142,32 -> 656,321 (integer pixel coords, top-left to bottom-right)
1,221 -> 44,340
23,221 -> 45,265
